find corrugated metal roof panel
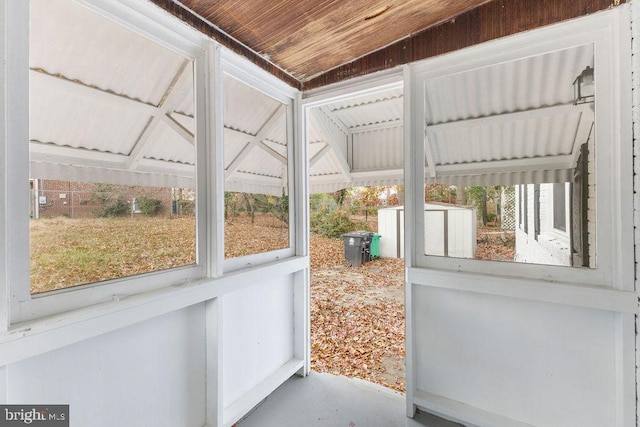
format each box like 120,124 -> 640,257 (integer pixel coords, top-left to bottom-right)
333,97 -> 403,130
237,148 -> 285,179
428,107 -> 583,166
29,71 -> 148,155
143,121 -> 195,165
424,44 -> 594,124
310,151 -> 344,177
352,127 -> 403,171
31,0 -> 187,107
328,88 -> 403,129
223,74 -> 283,136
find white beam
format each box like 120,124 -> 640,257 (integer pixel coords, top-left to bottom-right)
161,114 -> 194,144
319,105 -> 349,135
126,60 -> 193,169
224,140 -> 256,179
30,140 -> 126,167
570,107 -> 594,168
227,172 -> 283,186
312,107 -> 352,180
309,143 -> 331,168
424,126 -> 437,178
224,104 -> 286,180
255,104 -> 286,141
350,119 -> 403,134
124,119 -> 159,170
434,154 -> 575,176
257,141 -> 287,165
428,103 -> 580,133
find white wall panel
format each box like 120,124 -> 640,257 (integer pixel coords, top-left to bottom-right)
222,275 -> 295,409
7,305 -> 206,427
413,284 -> 616,426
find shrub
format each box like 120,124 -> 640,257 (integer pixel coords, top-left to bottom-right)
310,209 -> 369,239
178,200 -> 195,216
91,184 -> 129,218
136,196 -> 162,216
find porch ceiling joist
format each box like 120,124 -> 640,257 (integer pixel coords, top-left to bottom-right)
29,141 -> 195,178
125,59 -> 193,170
427,103 -> 586,133
31,62 -> 196,177
312,107 -> 352,181
350,119 -> 403,134
425,103 -> 594,181
224,104 -> 286,180
309,143 -> 331,168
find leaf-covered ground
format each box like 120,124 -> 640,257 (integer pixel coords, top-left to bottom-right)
310,234 -> 406,392
475,227 -> 516,261
31,215 -> 513,394
30,216 -> 197,293
30,214 -> 287,293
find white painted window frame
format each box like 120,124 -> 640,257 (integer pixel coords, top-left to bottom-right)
219,49 -> 298,273
408,7 -> 634,291
3,0 -> 212,324
405,9 -> 635,425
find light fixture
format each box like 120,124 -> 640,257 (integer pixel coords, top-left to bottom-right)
573,66 -> 594,105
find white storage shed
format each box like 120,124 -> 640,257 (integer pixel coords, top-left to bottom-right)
378,203 -> 476,259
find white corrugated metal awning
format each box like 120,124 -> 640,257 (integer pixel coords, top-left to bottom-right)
307,44 -> 594,191
30,0 -> 595,194
30,0 -> 197,188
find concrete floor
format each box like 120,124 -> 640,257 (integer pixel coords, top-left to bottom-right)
237,372 -> 463,427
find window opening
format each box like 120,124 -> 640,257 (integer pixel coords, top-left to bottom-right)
222,74 -> 290,260
28,0 -> 197,293
421,45 -> 595,268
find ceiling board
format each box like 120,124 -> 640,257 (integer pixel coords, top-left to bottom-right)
177,0 -> 493,81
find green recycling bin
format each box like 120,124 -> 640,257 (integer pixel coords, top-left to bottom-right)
370,233 -> 381,259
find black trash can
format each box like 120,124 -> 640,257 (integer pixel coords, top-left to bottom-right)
342,231 -> 373,267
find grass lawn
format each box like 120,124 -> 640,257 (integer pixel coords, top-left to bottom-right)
30,216 -> 197,293
30,213 -> 289,293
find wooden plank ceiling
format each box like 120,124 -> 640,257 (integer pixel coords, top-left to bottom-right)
154,0 -> 621,89
176,0 -> 492,82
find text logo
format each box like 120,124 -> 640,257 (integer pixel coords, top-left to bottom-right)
0,405 -> 68,427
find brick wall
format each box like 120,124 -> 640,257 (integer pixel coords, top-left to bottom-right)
31,180 -> 175,219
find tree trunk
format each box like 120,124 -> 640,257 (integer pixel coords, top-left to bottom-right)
456,186 -> 466,205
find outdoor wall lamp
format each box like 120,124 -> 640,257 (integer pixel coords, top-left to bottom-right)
573,65 -> 594,105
